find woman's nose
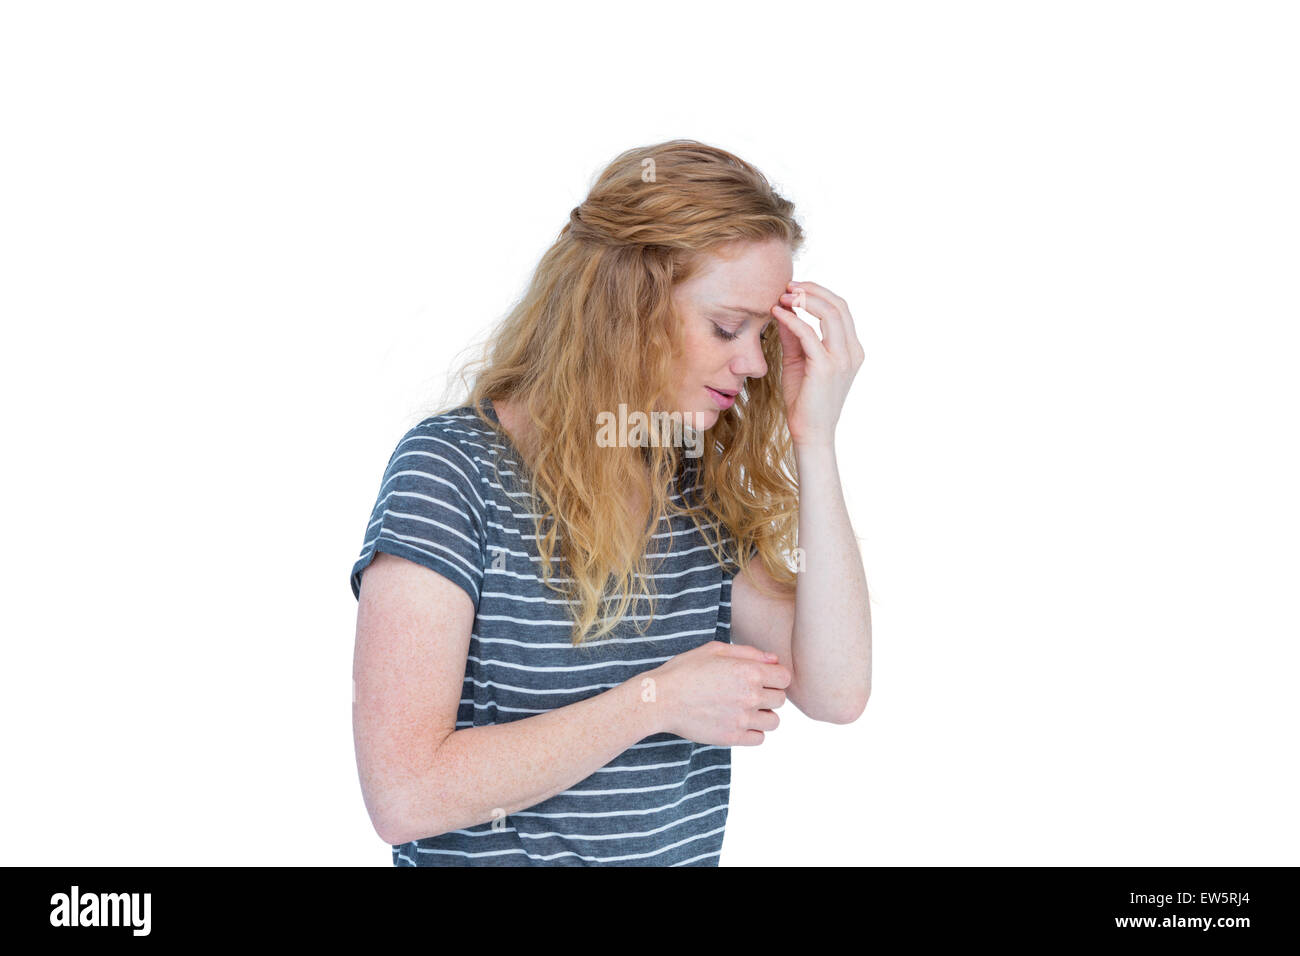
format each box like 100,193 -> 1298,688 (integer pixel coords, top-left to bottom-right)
733,336 -> 768,379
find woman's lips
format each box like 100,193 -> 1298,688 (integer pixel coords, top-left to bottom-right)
706,386 -> 736,410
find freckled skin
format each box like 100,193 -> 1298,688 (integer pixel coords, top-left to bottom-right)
667,238 -> 794,429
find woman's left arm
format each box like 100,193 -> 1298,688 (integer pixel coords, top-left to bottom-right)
771,280 -> 871,723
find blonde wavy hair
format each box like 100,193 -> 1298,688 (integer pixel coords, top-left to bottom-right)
430,139 -> 803,646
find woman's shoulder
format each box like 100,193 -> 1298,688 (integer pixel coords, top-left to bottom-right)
374,402 -> 502,491
400,401 -> 501,452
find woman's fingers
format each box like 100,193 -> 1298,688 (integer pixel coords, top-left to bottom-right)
784,282 -> 847,357
790,280 -> 863,364
771,303 -> 827,361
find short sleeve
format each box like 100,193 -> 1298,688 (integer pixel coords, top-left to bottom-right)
350,421 -> 487,608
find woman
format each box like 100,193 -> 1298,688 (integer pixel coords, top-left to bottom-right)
349,139 -> 871,866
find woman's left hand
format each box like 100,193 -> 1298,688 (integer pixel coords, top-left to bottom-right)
770,280 -> 865,448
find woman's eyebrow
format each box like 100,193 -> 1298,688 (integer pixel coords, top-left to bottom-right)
715,304 -> 774,320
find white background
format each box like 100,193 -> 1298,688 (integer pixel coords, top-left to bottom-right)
2,1 -> 1296,866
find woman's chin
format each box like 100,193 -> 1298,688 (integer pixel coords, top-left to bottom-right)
680,409 -> 717,430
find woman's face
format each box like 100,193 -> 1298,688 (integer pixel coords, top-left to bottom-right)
667,238 -> 793,430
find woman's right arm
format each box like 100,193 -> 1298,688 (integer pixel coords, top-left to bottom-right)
352,551 -> 787,846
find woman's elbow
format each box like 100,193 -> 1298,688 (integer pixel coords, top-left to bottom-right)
370,792 -> 458,846
823,688 -> 870,725
372,808 -> 433,847
372,809 -> 412,847
363,782 -> 429,847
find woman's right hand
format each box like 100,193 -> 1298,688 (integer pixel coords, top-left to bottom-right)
646,641 -> 792,746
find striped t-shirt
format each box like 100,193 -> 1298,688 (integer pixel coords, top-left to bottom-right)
349,399 -> 742,866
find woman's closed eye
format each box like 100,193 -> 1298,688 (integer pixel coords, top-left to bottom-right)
713,323 -> 776,343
